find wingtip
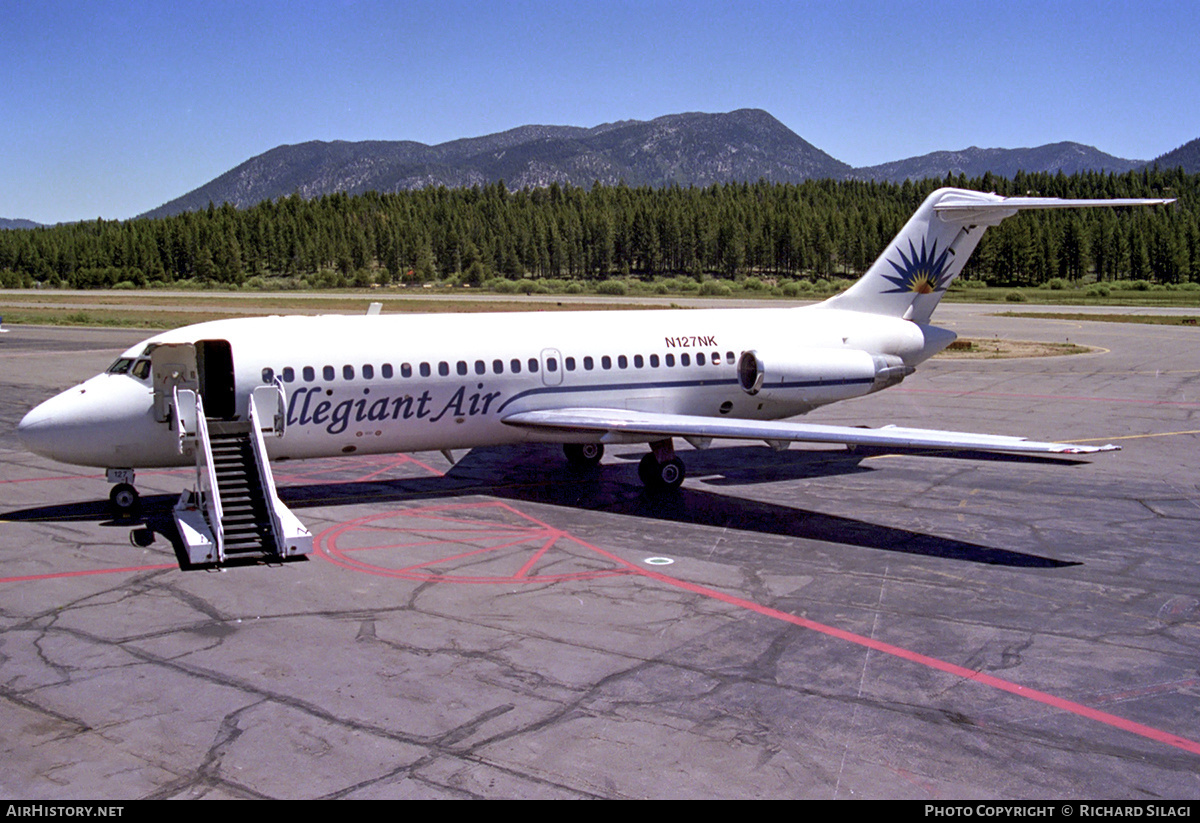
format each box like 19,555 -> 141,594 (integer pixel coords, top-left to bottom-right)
1058,443 -> 1121,454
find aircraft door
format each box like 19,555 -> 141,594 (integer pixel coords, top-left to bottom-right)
196,339 -> 237,419
150,343 -> 198,423
540,348 -> 563,386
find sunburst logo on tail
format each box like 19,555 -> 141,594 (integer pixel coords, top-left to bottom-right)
883,238 -> 953,294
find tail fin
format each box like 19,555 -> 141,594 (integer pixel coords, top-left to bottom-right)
820,187 -> 1173,323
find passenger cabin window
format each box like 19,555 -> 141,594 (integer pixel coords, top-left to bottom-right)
528,358 -> 538,373
282,367 -> 295,382
381,364 -> 393,379
511,359 -> 521,374
401,363 -> 412,378
634,354 -> 644,368
438,362 -> 450,377
262,368 -> 274,383
420,363 -> 431,377
650,354 -> 660,367
343,365 -> 354,380
363,364 -> 374,379
323,366 -> 335,381
681,353 -> 690,367
547,357 -> 557,372
617,355 -> 628,369
457,361 -> 468,376
665,354 -> 675,367
303,366 -> 315,382
493,359 -> 504,374
475,360 -> 486,375
696,353 -> 705,366
601,356 -> 612,370
583,356 -> 594,370
565,357 -> 576,371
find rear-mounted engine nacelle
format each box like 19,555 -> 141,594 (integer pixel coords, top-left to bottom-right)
737,349 -> 913,401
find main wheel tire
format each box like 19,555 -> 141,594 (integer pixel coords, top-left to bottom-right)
637,453 -> 685,490
657,457 -> 685,490
638,452 -> 659,486
564,443 -> 604,466
109,483 -> 141,517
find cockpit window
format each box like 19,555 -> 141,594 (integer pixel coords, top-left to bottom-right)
131,359 -> 151,380
107,358 -> 134,375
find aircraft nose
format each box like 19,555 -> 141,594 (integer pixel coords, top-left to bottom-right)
18,384 -> 98,462
17,376 -> 166,468
17,399 -> 58,457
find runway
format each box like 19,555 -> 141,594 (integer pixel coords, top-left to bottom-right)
1,305 -> 1198,799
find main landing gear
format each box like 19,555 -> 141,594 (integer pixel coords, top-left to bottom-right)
637,439 -> 686,491
562,439 -> 686,491
106,468 -> 141,518
563,443 -> 604,466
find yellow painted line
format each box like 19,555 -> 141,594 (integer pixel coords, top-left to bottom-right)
1068,430 -> 1200,443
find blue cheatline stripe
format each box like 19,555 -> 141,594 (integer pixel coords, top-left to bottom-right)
494,375 -> 874,415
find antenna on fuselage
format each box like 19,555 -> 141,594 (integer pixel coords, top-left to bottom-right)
367,302 -> 382,316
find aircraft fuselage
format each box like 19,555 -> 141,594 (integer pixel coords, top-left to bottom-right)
18,304 -> 950,470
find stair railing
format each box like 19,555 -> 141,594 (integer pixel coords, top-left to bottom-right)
248,383 -> 287,556
174,387 -> 224,562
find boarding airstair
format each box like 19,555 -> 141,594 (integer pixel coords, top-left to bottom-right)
170,382 -> 312,566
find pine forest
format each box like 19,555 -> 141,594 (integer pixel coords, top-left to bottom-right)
1,170 -> 1196,293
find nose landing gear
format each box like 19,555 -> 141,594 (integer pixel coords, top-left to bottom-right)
106,468 -> 141,518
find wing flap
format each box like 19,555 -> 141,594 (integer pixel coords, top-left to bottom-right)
502,408 -> 1118,455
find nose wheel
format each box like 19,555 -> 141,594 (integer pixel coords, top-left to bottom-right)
106,468 -> 140,518
109,483 -> 141,517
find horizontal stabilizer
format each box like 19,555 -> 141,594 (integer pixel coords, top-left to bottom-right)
932,191 -> 1175,225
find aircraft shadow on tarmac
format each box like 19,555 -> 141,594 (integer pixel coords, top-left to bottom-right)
2,444 -> 1084,570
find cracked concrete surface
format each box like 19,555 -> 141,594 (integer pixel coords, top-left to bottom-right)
1,307 -> 1199,798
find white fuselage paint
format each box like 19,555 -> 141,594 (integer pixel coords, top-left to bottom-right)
17,304 -> 952,471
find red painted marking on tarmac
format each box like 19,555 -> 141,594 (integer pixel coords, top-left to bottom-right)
314,501 -> 635,585
274,453 -> 445,484
0,563 -> 177,583
393,536 -> 546,574
326,496 -> 1200,763
895,387 -> 1200,408
514,534 -> 560,579
0,468 -> 187,485
564,539 -> 1200,758
0,473 -> 105,485
14,450 -> 1197,757
398,454 -> 445,477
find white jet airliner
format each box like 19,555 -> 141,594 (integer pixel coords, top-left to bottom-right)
17,188 -> 1171,565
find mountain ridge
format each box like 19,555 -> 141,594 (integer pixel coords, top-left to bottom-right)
5,109 -> 1191,225
139,109 -> 857,218
850,141 -> 1144,182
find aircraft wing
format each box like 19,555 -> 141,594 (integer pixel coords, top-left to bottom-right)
501,408 -> 1118,455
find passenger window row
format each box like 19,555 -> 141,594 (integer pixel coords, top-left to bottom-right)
262,351 -> 737,385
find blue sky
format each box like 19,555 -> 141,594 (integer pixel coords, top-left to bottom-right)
3,0 -> 1197,224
